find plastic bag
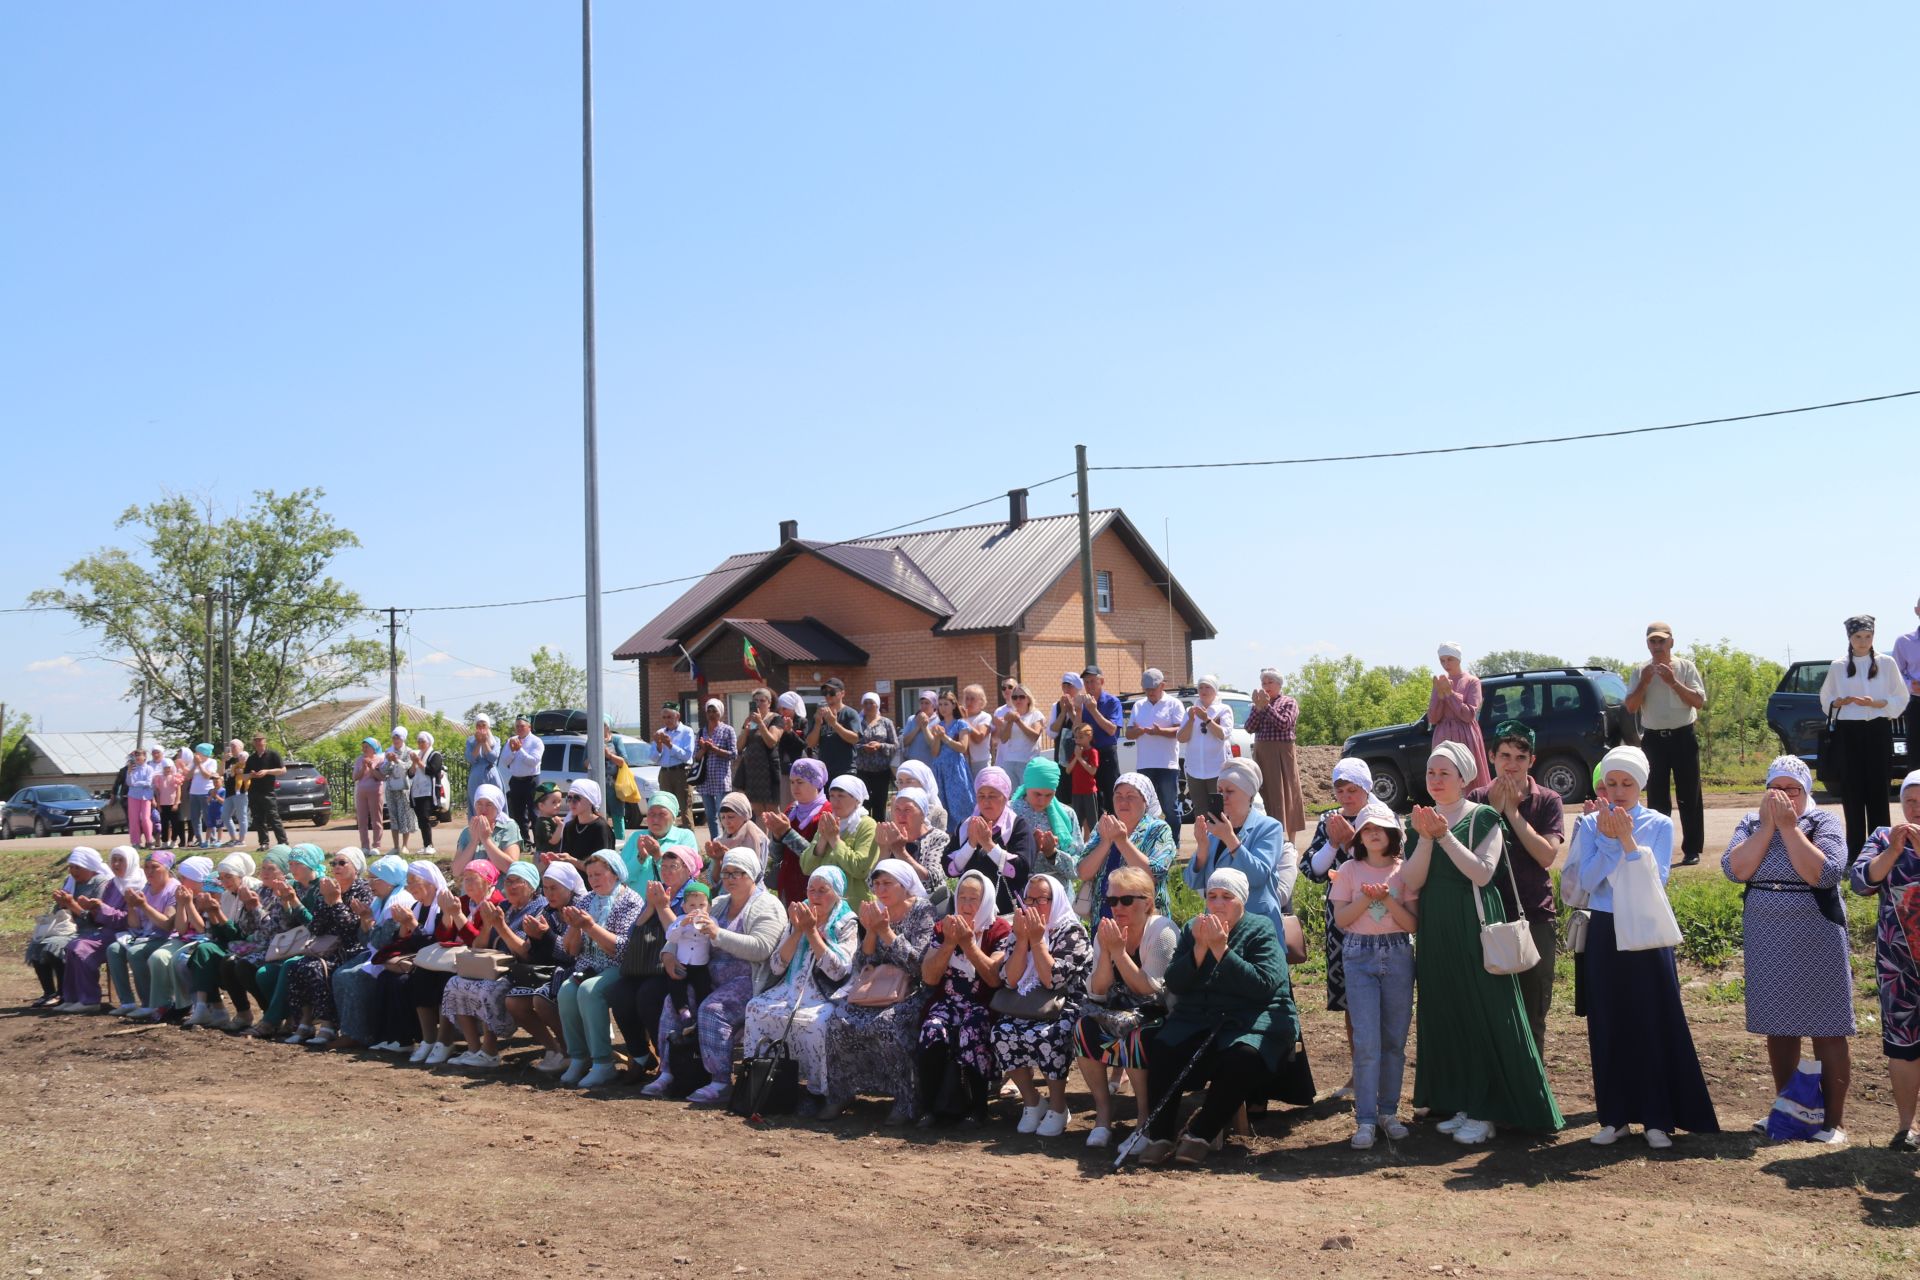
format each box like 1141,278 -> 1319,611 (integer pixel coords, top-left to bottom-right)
1766,1059 -> 1826,1141
1610,851 -> 1683,952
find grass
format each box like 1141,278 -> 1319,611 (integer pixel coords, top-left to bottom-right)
0,848 -> 71,934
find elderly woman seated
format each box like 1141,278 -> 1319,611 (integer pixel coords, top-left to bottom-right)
234,845 -> 332,1037
741,866 -> 860,1107
894,759 -> 949,837
989,873 -> 1093,1137
542,850 -> 645,1088
508,863 -> 585,1072
645,849 -> 786,1105
1185,758 -> 1299,936
1078,772 -> 1177,919
282,847 -> 375,1044
604,845 -> 702,1081
946,766 -> 1038,916
1011,758 -> 1084,887
108,851 -> 179,1016
452,783 -> 525,877
180,852 -> 266,1029
874,786 -> 951,903
797,776 -> 881,908
44,848 -> 134,1013
707,791 -> 769,876
1133,868 -> 1300,1167
139,855 -> 215,1022
617,792 -> 702,887
915,869 -> 1011,1126
1075,865 -> 1179,1147
816,859 -> 939,1122
374,860 -> 496,1062
329,855 -> 417,1048
438,861 -> 556,1069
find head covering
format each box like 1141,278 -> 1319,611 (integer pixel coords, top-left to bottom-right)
361,737 -> 380,751
721,847 -> 763,886
1112,771 -> 1163,821
1902,769 -> 1920,796
1141,668 -> 1165,689
1207,867 -> 1251,903
1645,621 -> 1673,640
1845,615 -> 1875,635
107,845 -> 143,896
262,845 -> 294,878
663,844 -> 703,886
407,859 -> 448,897
566,778 -> 603,812
895,759 -> 939,805
471,782 -> 508,816
1427,741 -> 1476,785
789,758 -> 828,791
683,880 -> 711,899
586,848 -> 627,885
474,712 -> 492,727
1217,757 -> 1263,800
1597,745 -> 1650,790
1060,672 -> 1084,692
541,862 -> 587,900
870,857 -> 927,903
704,698 -> 724,715
1331,756 -> 1374,794
1020,756 -> 1062,794
1492,719 -> 1536,751
194,742 -> 214,757
1354,801 -> 1400,840
335,847 -> 367,875
1197,674 -> 1219,692
1013,875 -> 1076,993
145,850 -> 175,871
1437,642 -> 1463,661
892,787 -> 930,820
948,869 -> 1001,978
719,791 -> 753,820
416,730 -> 434,751
1018,758 -> 1084,852
646,790 -> 682,820
503,860 -> 542,893
176,855 -> 215,887
776,691 -> 806,717
463,859 -> 501,889
973,765 -> 1012,800
783,865 -> 855,992
1765,754 -> 1817,816
828,774 -> 869,805
368,854 -> 409,889
860,691 -> 880,707
391,725 -> 408,739
289,844 -> 327,879
918,688 -> 939,706
216,852 -> 256,880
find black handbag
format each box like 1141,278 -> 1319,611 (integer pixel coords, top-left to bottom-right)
1818,707 -> 1847,789
620,914 -> 667,978
664,1026 -> 711,1097
506,960 -> 557,990
729,998 -> 804,1119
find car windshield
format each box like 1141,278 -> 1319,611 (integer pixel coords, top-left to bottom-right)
39,786 -> 91,802
1222,697 -> 1251,726
1590,671 -> 1627,706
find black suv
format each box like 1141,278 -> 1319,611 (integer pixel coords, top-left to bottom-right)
1340,667 -> 1634,809
1767,659 -> 1910,791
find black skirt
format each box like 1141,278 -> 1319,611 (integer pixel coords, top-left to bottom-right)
1585,910 -> 1719,1134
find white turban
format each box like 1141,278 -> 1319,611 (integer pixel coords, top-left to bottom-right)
892,787 -> 931,820
1903,769 -> 1920,795
1437,642 -> 1463,662
471,782 -> 508,816
1217,757 -> 1263,799
1428,741 -> 1476,784
776,691 -> 805,717
217,852 -> 256,879
1331,757 -> 1374,792
1597,745 -> 1650,790
1207,867 -> 1250,902
1197,674 -> 1220,692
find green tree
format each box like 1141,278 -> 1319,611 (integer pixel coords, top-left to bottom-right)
1687,640 -> 1784,767
1585,654 -> 1635,680
511,647 -> 587,712
1475,649 -> 1565,676
0,708 -> 31,796
463,699 -> 515,727
30,490 -> 384,743
1289,656 -> 1434,744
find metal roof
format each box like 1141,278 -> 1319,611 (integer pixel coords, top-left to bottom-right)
25,732 -> 141,778
613,552 -> 766,660
686,618 -> 870,667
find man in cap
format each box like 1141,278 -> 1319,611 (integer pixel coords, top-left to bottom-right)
1077,665 -> 1123,812
1125,667 -> 1185,845
806,677 -> 860,779
1626,622 -> 1707,864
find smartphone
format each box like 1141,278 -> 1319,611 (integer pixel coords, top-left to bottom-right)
1207,792 -> 1226,821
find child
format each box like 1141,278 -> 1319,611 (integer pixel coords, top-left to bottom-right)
204,788 -> 226,849
663,879 -> 714,1019
532,782 -> 567,859
1328,803 -> 1418,1149
1068,723 -> 1100,836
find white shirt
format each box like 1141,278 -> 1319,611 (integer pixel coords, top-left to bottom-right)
1183,700 -> 1233,780
1129,692 -> 1185,771
994,708 -> 1044,774
188,757 -> 217,796
505,732 -> 544,778
965,712 -> 993,771
665,915 -> 711,965
1819,653 -> 1912,722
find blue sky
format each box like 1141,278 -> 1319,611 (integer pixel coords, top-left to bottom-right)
5,3 -> 1917,732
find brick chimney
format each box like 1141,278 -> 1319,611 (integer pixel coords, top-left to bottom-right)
1007,489 -> 1028,529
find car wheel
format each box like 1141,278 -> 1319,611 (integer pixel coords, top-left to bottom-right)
1538,754 -> 1586,804
1369,762 -> 1407,810
34,815 -> 50,839
311,815 -> 329,828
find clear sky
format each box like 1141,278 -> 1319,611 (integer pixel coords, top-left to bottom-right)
5,2 -> 1917,733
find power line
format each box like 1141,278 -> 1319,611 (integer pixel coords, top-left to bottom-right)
1085,388 -> 1920,472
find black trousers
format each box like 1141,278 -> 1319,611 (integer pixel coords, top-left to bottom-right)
411,796 -> 437,849
1144,1029 -> 1269,1141
856,771 -> 894,820
1642,725 -> 1704,858
507,775 -> 537,839
1835,717 -> 1894,861
1095,749 -> 1120,815
249,788 -> 286,847
607,971 -> 671,1064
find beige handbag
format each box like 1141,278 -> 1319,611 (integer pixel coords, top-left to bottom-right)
1471,852 -> 1539,976
844,963 -> 910,1008
263,926 -> 313,964
413,943 -> 468,974
454,948 -> 510,980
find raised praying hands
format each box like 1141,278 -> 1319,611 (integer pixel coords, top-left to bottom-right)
1596,802 -> 1632,842
1324,813 -> 1356,848
645,880 -> 670,910
1360,881 -> 1390,902
817,809 -> 841,847
1096,812 -> 1126,846
469,813 -> 494,840
941,912 -> 974,947
1760,789 -> 1798,829
856,899 -> 885,932
560,904 -> 590,930
874,820 -> 904,853
1034,829 -> 1058,856
522,912 -> 551,938
1410,806 -> 1449,841
965,815 -> 994,849
1095,914 -> 1125,953
762,810 -> 791,838
319,877 -> 342,905
1891,823 -> 1920,852
1190,911 -> 1226,955
788,901 -> 817,933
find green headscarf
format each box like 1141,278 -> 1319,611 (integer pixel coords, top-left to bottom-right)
648,791 -> 681,818
289,844 -> 327,878
1017,758 -> 1080,853
262,845 -> 294,877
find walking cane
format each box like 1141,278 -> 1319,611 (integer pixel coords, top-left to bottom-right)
1114,1022 -> 1219,1169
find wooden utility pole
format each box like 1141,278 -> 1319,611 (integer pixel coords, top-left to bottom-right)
1075,444 -> 1096,668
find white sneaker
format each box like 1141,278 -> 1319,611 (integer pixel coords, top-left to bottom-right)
1644,1129 -> 1673,1150
1812,1127 -> 1848,1146
407,1043 -> 432,1064
1086,1125 -> 1112,1149
579,1063 -> 620,1089
185,1004 -> 220,1027
533,1050 -> 569,1074
1436,1111 -> 1469,1134
1591,1125 -> 1623,1146
223,1015 -> 253,1034
1453,1118 -> 1495,1145
114,1002 -> 139,1015
424,1042 -> 452,1066
1016,1103 -> 1047,1134
466,1051 -> 500,1070
1351,1123 -> 1377,1150
1036,1108 -> 1070,1138
1383,1118 -> 1409,1141
369,1040 -> 400,1053
559,1059 -> 589,1086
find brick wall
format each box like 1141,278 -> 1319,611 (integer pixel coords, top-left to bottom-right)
1020,528 -> 1193,692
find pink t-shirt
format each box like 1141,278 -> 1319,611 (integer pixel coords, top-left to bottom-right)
1329,858 -> 1416,936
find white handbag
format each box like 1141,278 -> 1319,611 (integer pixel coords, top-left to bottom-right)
413,943 -> 468,974
1471,853 -> 1540,976
1609,849 -> 1683,952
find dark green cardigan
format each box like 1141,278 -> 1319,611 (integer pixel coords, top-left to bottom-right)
1158,911 -> 1300,1071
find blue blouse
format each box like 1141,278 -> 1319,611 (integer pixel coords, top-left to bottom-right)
1185,812 -> 1292,936
1566,804 -> 1673,913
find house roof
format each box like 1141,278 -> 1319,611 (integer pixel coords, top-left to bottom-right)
685,618 -> 871,669
24,732 -> 141,779
279,696 -> 432,746
613,508 -> 1215,659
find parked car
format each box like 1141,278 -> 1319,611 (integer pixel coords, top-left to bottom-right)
1110,685 -> 1257,823
1,784 -> 107,839
1768,659 -> 1910,791
1340,667 -> 1633,810
273,762 -> 336,828
537,733 -> 687,821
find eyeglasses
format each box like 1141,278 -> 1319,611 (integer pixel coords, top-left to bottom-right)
331,859 -> 352,867
1106,894 -> 1144,908
720,868 -> 750,879
1024,895 -> 1052,908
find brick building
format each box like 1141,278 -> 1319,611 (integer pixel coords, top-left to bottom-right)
612,491 -> 1215,733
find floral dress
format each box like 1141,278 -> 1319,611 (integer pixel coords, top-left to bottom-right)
917,919 -> 1013,1081
442,895 -> 550,1036
823,902 -> 938,1112
1850,826 -> 1920,1056
284,879 -> 373,1022
654,892 -> 762,1077
743,909 -> 860,1095
1087,816 -> 1176,919
989,922 -> 1093,1080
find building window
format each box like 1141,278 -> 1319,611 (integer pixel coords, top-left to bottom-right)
1095,570 -> 1113,614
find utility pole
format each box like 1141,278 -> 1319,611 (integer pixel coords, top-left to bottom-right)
134,683 -> 145,753
1075,443 -> 1097,669
202,592 -> 215,746
387,607 -> 401,731
580,0 -> 607,801
220,583 -> 233,747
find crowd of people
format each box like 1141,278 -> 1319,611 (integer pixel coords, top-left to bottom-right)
24,613 -> 1920,1161
109,732 -> 290,853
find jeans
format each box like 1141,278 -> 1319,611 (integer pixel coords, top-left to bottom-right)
224,790 -> 250,842
1140,767 -> 1182,847
187,792 -> 208,844
1642,724 -> 1704,858
1343,933 -> 1414,1125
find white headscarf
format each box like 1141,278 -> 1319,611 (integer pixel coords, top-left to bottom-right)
828,774 -> 869,829
1207,867 -> 1250,902
776,691 -> 805,718
1598,745 -> 1650,791
1437,642 -> 1463,662
870,856 -> 927,903
64,847 -> 109,893
1331,756 -> 1374,794
216,852 -> 256,879
1428,741 -> 1476,787
948,869 -> 1000,979
1765,754 -> 1818,817
541,863 -> 587,901
896,759 -> 939,806
107,845 -> 143,897
1903,769 -> 1920,796
1013,874 -> 1077,994
1112,771 -> 1162,821
1217,757 -> 1263,801
408,859 -> 448,897
471,782 -> 508,818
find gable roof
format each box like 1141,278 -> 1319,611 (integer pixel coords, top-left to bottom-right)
279,695 -> 432,746
685,618 -> 870,669
24,732 -> 140,779
613,508 -> 1215,659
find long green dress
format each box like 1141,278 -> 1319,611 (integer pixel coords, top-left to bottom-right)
1410,804 -> 1563,1131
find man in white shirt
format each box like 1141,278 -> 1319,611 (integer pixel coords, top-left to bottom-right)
1626,621 -> 1708,864
503,715 -> 545,838
1125,668 -> 1185,846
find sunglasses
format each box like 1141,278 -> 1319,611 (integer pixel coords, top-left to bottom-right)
331,859 -> 352,867
1106,894 -> 1145,908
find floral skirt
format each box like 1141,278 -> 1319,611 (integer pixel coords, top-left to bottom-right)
442,974 -> 515,1037
991,1003 -> 1083,1080
825,990 -> 931,1105
743,986 -> 837,1094
918,989 -> 998,1080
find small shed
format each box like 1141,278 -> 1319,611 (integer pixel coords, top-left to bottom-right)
18,732 -> 141,792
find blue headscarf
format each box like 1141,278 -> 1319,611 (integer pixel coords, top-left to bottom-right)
368,855 -> 409,901
784,865 -> 854,993
503,861 -> 542,892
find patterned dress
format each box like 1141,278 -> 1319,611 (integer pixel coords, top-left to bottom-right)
1300,807 -> 1364,1012
743,909 -> 860,1095
653,892 -> 762,1077
284,879 -> 374,1022
918,919 -> 1014,1081
1087,816 -> 1176,919
823,902 -> 938,1111
1852,826 -> 1920,1056
1723,809 -> 1854,1037
989,922 -> 1093,1080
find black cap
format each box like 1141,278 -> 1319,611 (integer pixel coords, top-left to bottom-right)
1081,664 -> 1102,678
660,702 -> 680,713
822,677 -> 846,693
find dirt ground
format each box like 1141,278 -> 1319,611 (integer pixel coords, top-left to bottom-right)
6,936 -> 1917,1280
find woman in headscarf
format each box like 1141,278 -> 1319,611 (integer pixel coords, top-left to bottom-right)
816,859 -> 940,1122
647,848 -> 786,1104
508,863 -> 585,1073
545,850 -> 645,1088
915,869 -> 1012,1126
707,791 -> 769,877
1298,757 -> 1378,1095
735,688 -> 783,814
364,859 -> 445,1056
1076,865 -> 1178,1149
762,759 -> 830,904
409,729 -> 443,855
228,845 -> 328,1038
438,860 -> 550,1070
48,848 -> 130,1012
853,691 -> 898,817
989,872 -> 1093,1137
618,791 -> 701,890
1185,758 -> 1298,937
1565,746 -> 1718,1150
944,765 -> 1038,916
928,690 -> 976,843
400,859 -> 501,1065
351,736 -> 385,853
283,847 -> 375,1045
874,786 -> 950,903
772,691 -> 809,805
1133,868 -> 1298,1167
1723,754 -> 1855,1143
1012,757 -> 1085,888
336,855 -> 422,1051
1246,667 -> 1306,840
108,851 -> 178,1014
382,726 -> 419,853
743,865 -> 860,1107
893,758 -> 948,834
1077,771 -> 1175,919
606,845 -> 700,1080
139,855 -> 214,1021
1428,644 -> 1491,790
1851,769 -> 1920,1151
799,775 -> 881,909
557,779 -> 617,866
180,851 -> 267,1029
451,782 -> 524,878
1400,741 -> 1562,1146
1819,615 -> 1911,859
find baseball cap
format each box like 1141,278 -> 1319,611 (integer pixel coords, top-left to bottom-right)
1645,622 -> 1673,640
1141,668 -> 1164,689
822,677 -> 846,694
1081,664 -> 1102,678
